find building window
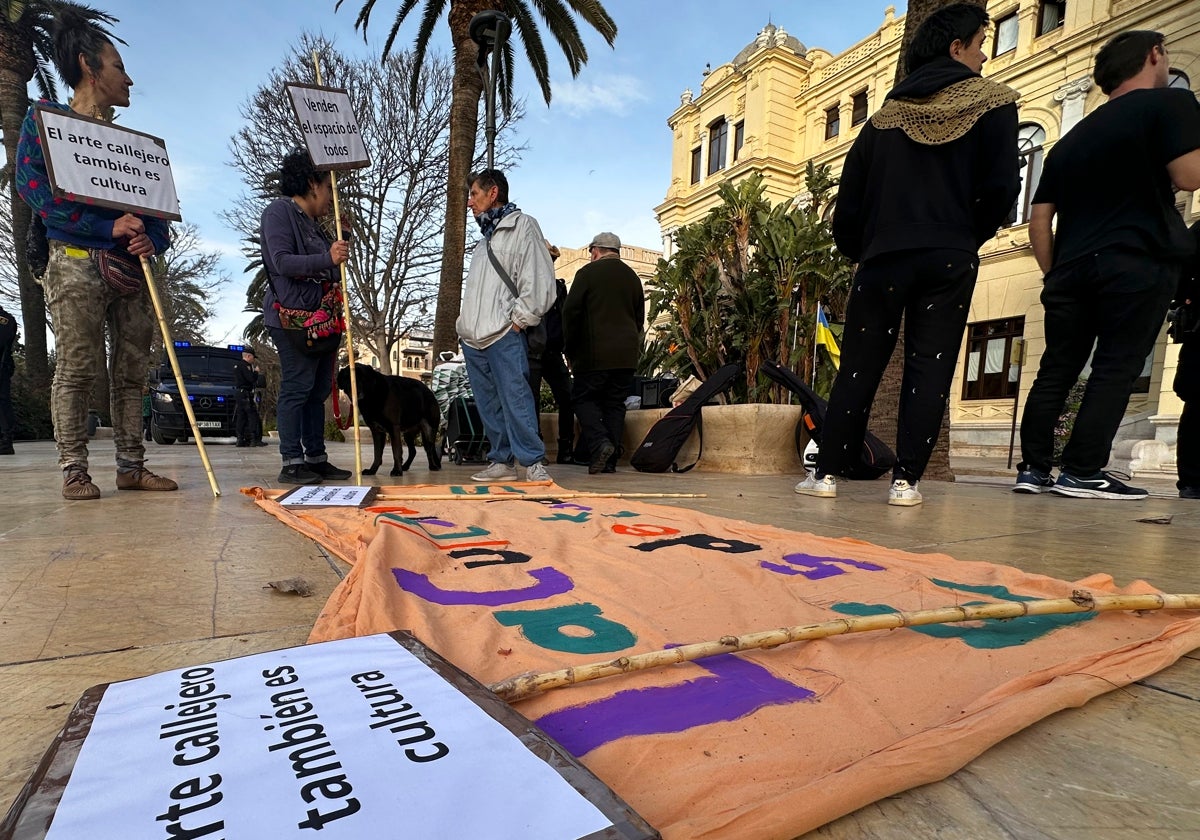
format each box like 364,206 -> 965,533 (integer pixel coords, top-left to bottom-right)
1169,69 -> 1192,91
708,118 -> 729,176
690,147 -> 702,184
994,12 -> 1018,56
963,317 -> 1024,400
851,90 -> 869,126
1036,1 -> 1065,37
1004,124 -> 1046,227
824,105 -> 840,140
733,121 -> 745,162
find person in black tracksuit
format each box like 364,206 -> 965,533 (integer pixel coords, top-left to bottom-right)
797,3 -> 1019,507
234,348 -> 265,447
1174,222 -> 1200,499
0,306 -> 16,455
528,275 -> 576,463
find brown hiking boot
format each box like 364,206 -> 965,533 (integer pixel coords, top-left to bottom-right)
63,467 -> 101,500
116,467 -> 178,492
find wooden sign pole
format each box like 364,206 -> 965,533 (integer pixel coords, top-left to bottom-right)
140,255 -> 221,496
312,51 -> 363,481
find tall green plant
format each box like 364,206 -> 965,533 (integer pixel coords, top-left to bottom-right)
646,165 -> 852,403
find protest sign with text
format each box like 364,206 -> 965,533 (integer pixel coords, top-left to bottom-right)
285,83 -> 370,171
34,106 -> 181,221
28,633 -> 641,840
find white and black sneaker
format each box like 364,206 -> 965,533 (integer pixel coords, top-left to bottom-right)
1050,470 -> 1147,500
1013,467 -> 1056,494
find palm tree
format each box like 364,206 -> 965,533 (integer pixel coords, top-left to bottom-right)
0,1 -> 119,387
335,0 -> 617,358
867,0 -> 986,482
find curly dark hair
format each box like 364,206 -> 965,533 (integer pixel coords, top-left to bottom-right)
278,147 -> 328,197
53,8 -> 116,89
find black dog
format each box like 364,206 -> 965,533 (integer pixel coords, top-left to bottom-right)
336,364 -> 442,476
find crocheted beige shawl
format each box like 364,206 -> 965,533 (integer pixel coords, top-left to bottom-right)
871,76 -> 1020,145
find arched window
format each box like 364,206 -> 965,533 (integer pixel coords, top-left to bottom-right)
1005,124 -> 1046,227
1168,69 -> 1192,91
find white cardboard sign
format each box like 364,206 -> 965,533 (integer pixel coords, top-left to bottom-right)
42,634 -> 612,840
35,106 -> 181,221
285,83 -> 370,171
278,485 -> 376,507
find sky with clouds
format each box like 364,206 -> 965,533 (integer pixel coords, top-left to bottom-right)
74,0 -> 909,344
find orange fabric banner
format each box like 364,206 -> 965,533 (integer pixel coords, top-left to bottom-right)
248,483 -> 1200,839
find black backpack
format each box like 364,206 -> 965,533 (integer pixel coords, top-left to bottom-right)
630,363 -> 742,473
760,359 -> 895,480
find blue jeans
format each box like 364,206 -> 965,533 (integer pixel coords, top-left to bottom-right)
269,327 -> 334,465
461,330 -> 545,467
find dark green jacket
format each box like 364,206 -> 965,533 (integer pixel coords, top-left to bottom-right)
562,256 -> 645,372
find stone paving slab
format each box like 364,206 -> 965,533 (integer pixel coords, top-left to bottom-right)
0,438 -> 1197,838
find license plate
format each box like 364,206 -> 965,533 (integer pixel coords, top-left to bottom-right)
196,421 -> 223,429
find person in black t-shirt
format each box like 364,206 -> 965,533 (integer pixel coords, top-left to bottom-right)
1015,30 -> 1200,501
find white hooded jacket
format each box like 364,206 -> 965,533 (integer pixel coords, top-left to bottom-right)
456,210 -> 556,350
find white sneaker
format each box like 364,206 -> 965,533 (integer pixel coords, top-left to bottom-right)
888,479 -> 923,507
471,461 -> 518,482
794,472 -> 836,498
525,461 -> 551,482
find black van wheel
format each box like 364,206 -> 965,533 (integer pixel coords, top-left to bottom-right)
151,416 -> 175,445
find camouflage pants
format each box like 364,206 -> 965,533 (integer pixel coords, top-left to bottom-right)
42,242 -> 155,472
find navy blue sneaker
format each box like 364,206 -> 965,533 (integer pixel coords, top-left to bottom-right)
1013,467 -> 1055,494
1050,470 -> 1147,500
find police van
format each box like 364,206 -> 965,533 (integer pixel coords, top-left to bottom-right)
148,342 -> 247,444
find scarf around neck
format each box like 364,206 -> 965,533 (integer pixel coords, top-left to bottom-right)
476,202 -> 519,239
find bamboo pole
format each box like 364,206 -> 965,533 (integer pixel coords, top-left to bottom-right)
312,51 -> 362,481
140,255 -> 220,496
489,591 -> 1200,703
375,491 -> 708,502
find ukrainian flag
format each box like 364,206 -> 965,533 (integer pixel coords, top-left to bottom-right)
815,306 -> 841,369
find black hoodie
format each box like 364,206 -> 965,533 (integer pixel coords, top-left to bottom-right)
832,57 -> 1020,264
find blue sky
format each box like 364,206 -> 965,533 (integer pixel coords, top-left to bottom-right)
79,0 -> 909,344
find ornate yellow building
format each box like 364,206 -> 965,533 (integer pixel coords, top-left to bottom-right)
655,0 -> 1199,476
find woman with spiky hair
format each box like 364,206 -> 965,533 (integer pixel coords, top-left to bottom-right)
16,9 -> 175,501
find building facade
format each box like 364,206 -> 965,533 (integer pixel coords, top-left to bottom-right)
655,0 -> 1200,474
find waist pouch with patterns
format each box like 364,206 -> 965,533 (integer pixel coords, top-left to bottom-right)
274,281 -> 345,357
90,246 -> 144,295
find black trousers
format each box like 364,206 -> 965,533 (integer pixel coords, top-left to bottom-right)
528,347 -> 574,450
1174,336 -> 1200,490
234,393 -> 260,444
1020,251 -> 1176,476
573,368 -> 634,463
817,249 -> 978,483
0,355 -> 13,441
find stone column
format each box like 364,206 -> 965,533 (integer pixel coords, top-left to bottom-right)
1053,77 -> 1093,135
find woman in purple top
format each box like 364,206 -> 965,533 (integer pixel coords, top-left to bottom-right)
260,148 -> 352,486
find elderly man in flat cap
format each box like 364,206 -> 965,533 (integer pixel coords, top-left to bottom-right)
562,232 -> 645,473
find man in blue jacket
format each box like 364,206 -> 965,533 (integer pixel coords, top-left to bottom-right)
796,3 -> 1019,507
